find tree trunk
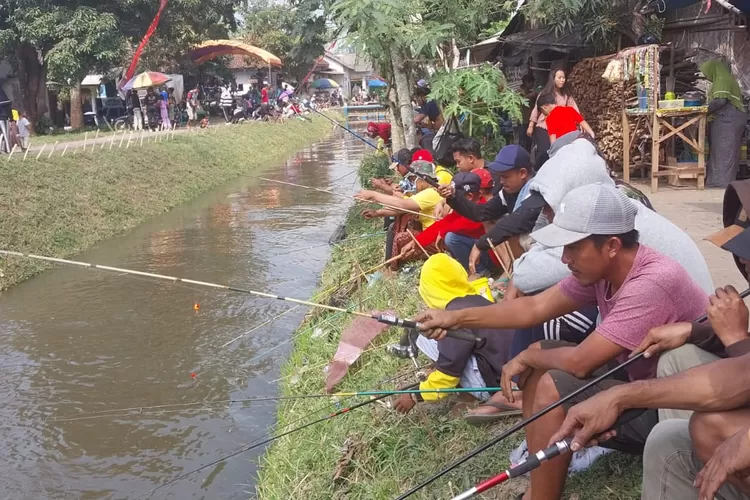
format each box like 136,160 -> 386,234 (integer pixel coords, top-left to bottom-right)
390,49 -> 416,149
15,43 -> 47,131
70,84 -> 83,130
388,85 -> 405,152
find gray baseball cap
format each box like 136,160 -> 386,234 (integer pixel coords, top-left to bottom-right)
531,183 -> 638,247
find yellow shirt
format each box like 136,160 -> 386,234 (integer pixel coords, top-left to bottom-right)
435,165 -> 453,185
411,187 -> 442,229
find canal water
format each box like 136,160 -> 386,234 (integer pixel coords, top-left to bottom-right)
0,129 -> 368,499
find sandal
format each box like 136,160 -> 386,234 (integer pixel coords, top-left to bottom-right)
463,401 -> 522,426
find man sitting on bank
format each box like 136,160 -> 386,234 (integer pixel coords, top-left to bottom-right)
550,229 -> 750,500
399,172 -> 487,270
451,138 -> 487,173
416,183 -> 709,500
439,145 -> 535,275
393,254 -> 518,416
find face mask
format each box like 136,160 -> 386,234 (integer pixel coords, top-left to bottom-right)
399,178 -> 417,194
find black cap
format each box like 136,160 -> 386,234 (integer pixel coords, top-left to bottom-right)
395,148 -> 412,166
453,172 -> 481,193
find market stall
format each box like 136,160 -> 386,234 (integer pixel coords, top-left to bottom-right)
613,44 -> 707,191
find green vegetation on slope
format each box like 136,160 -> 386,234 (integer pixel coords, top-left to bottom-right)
0,118 -> 332,290
258,155 -> 642,499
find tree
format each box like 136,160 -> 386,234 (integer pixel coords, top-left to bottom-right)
0,0 -> 239,128
524,0 -> 647,51
236,0 -> 327,82
329,0 -> 453,148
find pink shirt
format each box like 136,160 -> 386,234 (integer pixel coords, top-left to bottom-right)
559,245 -> 708,381
529,93 -> 579,130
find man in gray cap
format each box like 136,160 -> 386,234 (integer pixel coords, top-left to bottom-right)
416,183 -> 709,500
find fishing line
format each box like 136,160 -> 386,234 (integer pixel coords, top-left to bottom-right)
0,251 -> 483,347
135,382 -> 420,498
50,387 -> 497,423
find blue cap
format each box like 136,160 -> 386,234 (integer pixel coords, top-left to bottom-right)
487,145 -> 531,173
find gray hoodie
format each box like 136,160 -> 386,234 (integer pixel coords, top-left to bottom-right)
513,138 -> 714,295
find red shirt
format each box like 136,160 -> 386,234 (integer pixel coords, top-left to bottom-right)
370,123 -> 391,142
416,198 -> 487,247
261,88 -> 269,104
546,106 -> 584,139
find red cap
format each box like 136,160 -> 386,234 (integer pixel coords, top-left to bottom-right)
411,149 -> 434,163
472,168 -> 495,189
367,122 -> 378,133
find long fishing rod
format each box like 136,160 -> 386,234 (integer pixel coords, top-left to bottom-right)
258,177 -> 437,220
50,386 -> 502,423
0,251 -> 483,347
450,408 -> 647,500
397,286 -> 750,499
139,382 -> 419,498
306,106 -> 442,189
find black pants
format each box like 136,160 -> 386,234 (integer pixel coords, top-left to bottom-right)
533,127 -> 551,171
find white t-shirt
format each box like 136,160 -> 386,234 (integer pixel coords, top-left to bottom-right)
17,117 -> 30,137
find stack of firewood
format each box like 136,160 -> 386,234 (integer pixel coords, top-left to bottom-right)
568,49 -> 700,172
569,57 -> 630,169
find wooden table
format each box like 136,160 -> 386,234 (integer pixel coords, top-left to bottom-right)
622,106 -> 707,192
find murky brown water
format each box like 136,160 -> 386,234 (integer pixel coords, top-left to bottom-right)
0,130 -> 368,499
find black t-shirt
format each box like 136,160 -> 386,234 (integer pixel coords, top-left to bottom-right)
437,295 -> 514,389
419,100 -> 441,121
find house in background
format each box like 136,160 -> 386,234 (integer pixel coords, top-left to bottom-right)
227,55 -> 279,92
314,49 -> 373,98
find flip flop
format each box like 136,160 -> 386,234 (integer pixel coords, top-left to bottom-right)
464,401 -> 522,426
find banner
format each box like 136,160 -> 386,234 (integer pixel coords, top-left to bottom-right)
121,0 -> 169,86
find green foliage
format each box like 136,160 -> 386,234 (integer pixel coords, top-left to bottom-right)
429,64 -> 525,135
358,153 -> 392,188
237,0 -> 328,82
523,0 -> 631,51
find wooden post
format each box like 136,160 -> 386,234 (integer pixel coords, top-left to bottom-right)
118,130 -> 126,148
7,144 -> 17,161
171,123 -> 176,140
23,141 -> 31,161
92,129 -> 99,151
651,112 -> 660,193
140,130 -> 144,146
622,109 -> 630,183
127,131 -> 134,149
61,144 -> 69,157
35,143 -> 46,160
697,113 -> 706,190
83,132 -> 88,151
48,141 -> 58,158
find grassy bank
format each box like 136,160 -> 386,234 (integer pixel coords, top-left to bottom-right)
0,118 -> 332,290
257,156 -> 642,499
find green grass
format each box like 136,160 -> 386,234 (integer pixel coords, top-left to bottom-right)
257,157 -> 642,499
0,117 -> 333,290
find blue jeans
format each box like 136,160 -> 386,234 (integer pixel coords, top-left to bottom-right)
444,232 -> 491,275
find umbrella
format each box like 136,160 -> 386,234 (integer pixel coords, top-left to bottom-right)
129,71 -> 172,90
311,78 -> 340,89
368,78 -> 388,88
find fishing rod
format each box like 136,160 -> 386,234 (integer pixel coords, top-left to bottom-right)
450,408 -> 647,500
0,251 -> 483,347
306,106 -> 442,189
397,287 -> 750,499
258,177 -> 437,220
139,382 -> 419,498
394,353 -> 645,499
50,387 -> 502,423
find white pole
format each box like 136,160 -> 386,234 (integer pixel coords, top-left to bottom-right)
35,143 -> 46,160
127,131 -> 133,149
48,141 -> 58,158
92,129 -> 99,151
23,141 -> 31,161
7,144 -> 17,161
171,123 -> 176,140
83,132 -> 88,151
140,130 -> 144,146
110,131 -> 116,149
118,130 -> 126,148
61,144 -> 69,157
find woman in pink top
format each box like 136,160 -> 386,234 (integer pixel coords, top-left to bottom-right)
527,69 -> 579,170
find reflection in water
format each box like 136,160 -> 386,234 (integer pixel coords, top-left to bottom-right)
0,130 -> 367,499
